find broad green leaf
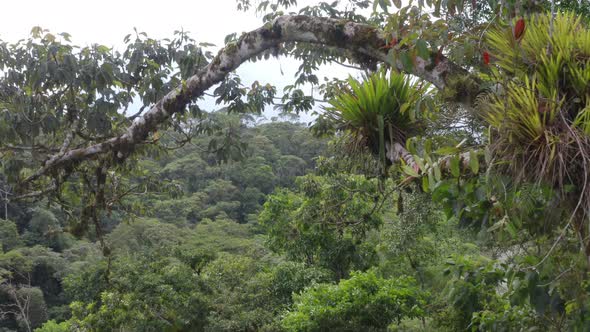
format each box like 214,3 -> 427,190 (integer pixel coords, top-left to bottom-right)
400,51 -> 414,72
413,156 -> 425,172
44,33 -> 56,42
436,146 -> 459,155
422,176 -> 429,192
434,164 -> 442,181
402,164 -> 420,177
469,150 -> 479,174
506,222 -> 518,238
31,26 -> 43,38
428,170 -> 436,190
416,39 -> 430,60
97,45 -> 111,54
381,0 -> 393,11
450,156 -> 460,177
424,139 -> 432,155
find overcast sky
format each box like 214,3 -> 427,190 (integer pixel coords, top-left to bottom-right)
0,0 -> 359,122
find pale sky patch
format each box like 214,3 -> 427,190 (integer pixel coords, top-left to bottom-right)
0,0 -> 361,122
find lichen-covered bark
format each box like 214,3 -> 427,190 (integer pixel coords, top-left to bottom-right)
24,15 -> 480,184
387,142 -> 418,169
386,141 -> 474,176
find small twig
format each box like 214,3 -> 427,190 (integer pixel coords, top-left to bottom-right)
0,144 -> 59,153
12,183 -> 57,201
538,267 -> 573,287
127,105 -> 148,121
75,131 -> 113,142
333,59 -> 364,70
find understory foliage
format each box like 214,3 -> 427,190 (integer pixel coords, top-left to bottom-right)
259,174 -> 383,280
282,271 -> 428,331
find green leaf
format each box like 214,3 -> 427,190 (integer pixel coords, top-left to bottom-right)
434,0 -> 441,16
416,39 -> 430,60
31,26 -> 43,38
506,222 -> 518,238
406,138 -> 418,155
436,146 -> 459,155
469,150 -> 479,174
97,45 -> 111,54
44,33 -> 56,42
428,170 -> 436,190
424,139 -> 432,155
400,51 -> 414,72
413,156 -> 425,172
402,165 -> 420,177
422,176 -> 429,192
450,156 -> 460,177
386,49 -> 397,67
87,111 -> 112,133
434,164 -> 442,181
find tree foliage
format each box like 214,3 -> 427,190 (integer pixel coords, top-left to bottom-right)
282,271 -> 428,332
0,0 -> 588,331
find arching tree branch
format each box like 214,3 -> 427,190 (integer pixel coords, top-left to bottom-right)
22,15 -> 481,186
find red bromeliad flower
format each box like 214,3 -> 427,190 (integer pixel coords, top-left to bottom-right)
483,51 -> 490,65
514,18 -> 526,41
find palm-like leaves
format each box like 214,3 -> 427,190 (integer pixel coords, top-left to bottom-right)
483,12 -> 590,207
324,71 -> 428,167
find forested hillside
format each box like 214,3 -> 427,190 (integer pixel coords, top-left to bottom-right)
0,111 -> 493,331
0,116 -> 332,330
1,0 -> 590,331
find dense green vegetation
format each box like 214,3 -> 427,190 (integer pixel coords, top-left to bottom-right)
1,0 -> 590,331
0,119 -> 331,331
0,114 -> 491,331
